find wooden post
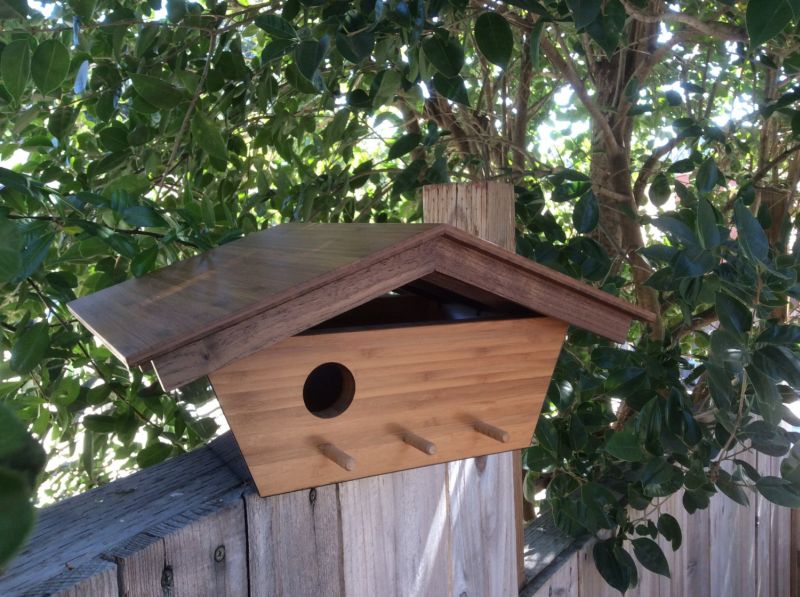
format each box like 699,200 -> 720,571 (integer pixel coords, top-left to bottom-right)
423,180 -> 524,591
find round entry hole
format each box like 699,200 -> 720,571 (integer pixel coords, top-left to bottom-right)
303,362 -> 355,418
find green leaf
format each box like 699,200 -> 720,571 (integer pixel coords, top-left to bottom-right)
0,216 -> 22,283
122,205 -> 166,228
566,0 -> 601,30
31,39 -> 70,95
474,12 -> 513,69
652,216 -> 698,246
336,30 -> 374,64
48,106 -> 76,139
431,73 -> 469,105
82,414 -> 118,433
757,325 -> 800,346
573,191 -> 599,233
254,14 -> 297,39
523,470 -> 539,503
584,0 -> 626,57
392,158 -> 426,196
605,429 -> 647,462
756,476 -> 800,507
1,39 -> 31,102
388,133 -> 422,160
734,200 -> 769,263
710,328 -> 747,373
715,292 -> 752,333
752,346 -> 800,388
69,0 -> 96,21
696,157 -> 719,195
593,540 -> 634,594
373,69 -> 402,107
10,322 -> 49,375
130,73 -> 187,110
664,90 -> 683,106
0,468 -> 35,567
261,38 -> 295,63
294,39 -> 325,81
649,173 -> 671,206
747,0 -> 793,46
716,469 -> 750,506
667,158 -> 695,174
657,513 -> 682,550
0,0 -> 28,19
639,458 -> 684,497
422,34 -> 465,78
0,405 -> 28,462
632,537 -> 670,578
131,246 -> 158,277
136,442 -> 173,468
191,112 -> 228,162
696,197 -> 721,249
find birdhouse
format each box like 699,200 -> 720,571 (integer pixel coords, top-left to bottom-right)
68,223 -> 653,496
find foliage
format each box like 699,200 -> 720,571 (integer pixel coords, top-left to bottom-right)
0,0 -> 799,590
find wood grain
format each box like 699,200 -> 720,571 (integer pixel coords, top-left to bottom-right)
112,487 -> 248,597
423,181 -> 516,251
26,559 -> 119,597
448,454 -> 517,596
68,223 -> 443,367
69,220 -> 653,391
0,433 -> 246,596
4,433 -> 796,596
245,486 -> 343,597
710,455 -> 757,597
210,317 -> 567,496
339,465 -> 451,596
424,181 -> 524,597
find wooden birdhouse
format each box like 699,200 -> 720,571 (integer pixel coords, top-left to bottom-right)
69,221 -> 653,497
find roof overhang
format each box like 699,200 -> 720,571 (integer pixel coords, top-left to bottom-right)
68,223 -> 655,391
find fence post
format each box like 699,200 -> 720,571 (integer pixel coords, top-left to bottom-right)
423,181 -> 521,592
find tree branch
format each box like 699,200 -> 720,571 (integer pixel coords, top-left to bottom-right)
633,137 -> 682,205
752,142 -> 800,185
539,30 -> 622,156
619,0 -> 747,42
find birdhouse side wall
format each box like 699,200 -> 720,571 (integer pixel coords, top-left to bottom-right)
209,317 -> 567,497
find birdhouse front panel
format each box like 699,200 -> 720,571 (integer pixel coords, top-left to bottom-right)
209,317 -> 567,496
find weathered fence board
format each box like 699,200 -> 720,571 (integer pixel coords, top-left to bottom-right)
245,485 -> 343,597
339,464 -> 450,596
448,454 -> 517,596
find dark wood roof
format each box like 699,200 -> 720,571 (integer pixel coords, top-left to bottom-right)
68,223 -> 655,390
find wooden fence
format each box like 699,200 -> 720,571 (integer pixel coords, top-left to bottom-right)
1,433 -> 517,596
522,450 -> 797,597
2,432 -> 796,596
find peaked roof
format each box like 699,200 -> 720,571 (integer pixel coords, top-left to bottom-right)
68,223 -> 654,390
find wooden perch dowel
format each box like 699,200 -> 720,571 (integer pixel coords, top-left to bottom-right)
402,432 -> 437,455
319,443 -> 356,471
473,420 -> 509,443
